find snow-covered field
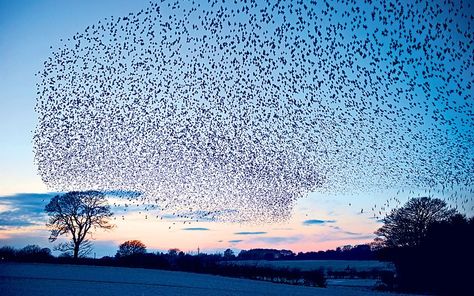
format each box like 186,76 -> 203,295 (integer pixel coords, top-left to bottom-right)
225,260 -> 395,272
0,263 -> 412,296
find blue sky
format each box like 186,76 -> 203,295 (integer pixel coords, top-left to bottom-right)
0,0 -> 472,257
0,0 -> 152,195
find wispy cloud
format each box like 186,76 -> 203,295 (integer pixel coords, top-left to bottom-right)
182,227 -> 209,231
251,236 -> 302,244
0,192 -> 57,229
342,231 -> 363,236
160,214 -> 177,219
0,191 -> 144,229
0,211 -> 39,227
229,240 -> 243,243
313,233 -> 375,243
102,190 -> 142,197
303,219 -> 336,225
0,192 -> 57,207
328,225 -> 364,236
175,209 -> 239,222
234,231 -> 267,235
346,234 -> 375,240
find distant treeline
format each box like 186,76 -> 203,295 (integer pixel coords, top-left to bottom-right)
234,244 -> 375,261
0,243 -> 376,264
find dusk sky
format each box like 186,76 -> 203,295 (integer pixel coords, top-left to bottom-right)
1,0 -> 472,257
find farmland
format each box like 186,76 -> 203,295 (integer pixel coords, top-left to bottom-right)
223,260 -> 395,289
0,262 -> 414,296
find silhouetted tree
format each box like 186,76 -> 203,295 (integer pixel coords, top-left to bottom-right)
17,245 -> 52,262
45,191 -> 114,259
237,248 -> 294,260
20,245 -> 51,255
375,197 -> 473,294
0,246 -> 16,261
223,248 -> 235,260
167,248 -> 180,256
116,240 -> 147,257
375,197 -> 456,247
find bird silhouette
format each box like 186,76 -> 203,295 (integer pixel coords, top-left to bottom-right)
34,0 -> 474,223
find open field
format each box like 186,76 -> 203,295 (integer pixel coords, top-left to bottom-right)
223,260 -> 395,289
0,262 -> 414,296
225,260 -> 395,272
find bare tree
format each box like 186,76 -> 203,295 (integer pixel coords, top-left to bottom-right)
375,197 -> 456,248
54,240 -> 93,258
45,191 -> 114,259
223,248 -> 235,260
167,248 -> 181,256
116,240 -> 147,257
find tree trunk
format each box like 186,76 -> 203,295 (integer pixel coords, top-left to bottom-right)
73,242 -> 80,259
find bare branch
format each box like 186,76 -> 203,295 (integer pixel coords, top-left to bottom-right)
44,191 -> 114,259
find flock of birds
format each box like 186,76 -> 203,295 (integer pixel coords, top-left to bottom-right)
34,0 -> 473,223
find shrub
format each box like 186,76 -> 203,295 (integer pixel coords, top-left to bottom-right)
0,246 -> 16,261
